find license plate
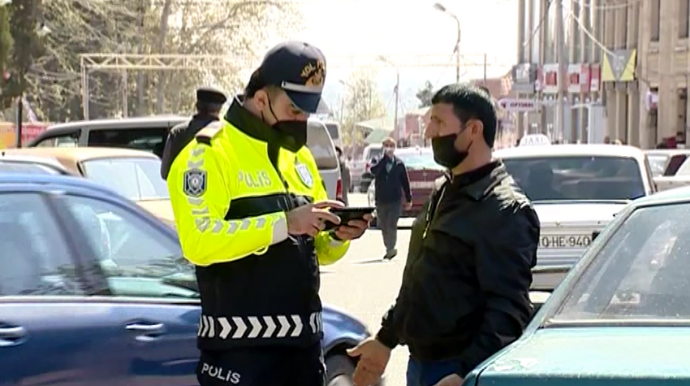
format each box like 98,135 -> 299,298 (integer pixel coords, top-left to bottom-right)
410,181 -> 434,189
539,234 -> 592,249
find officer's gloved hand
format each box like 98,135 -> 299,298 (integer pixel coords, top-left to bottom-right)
286,200 -> 343,237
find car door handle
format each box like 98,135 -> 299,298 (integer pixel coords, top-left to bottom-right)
126,322 -> 166,342
0,326 -> 26,347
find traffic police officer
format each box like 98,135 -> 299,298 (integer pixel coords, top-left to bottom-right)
160,87 -> 227,179
167,41 -> 371,386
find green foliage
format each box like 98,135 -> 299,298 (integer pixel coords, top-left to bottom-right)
415,80 -> 434,108
0,6 -> 12,88
0,0 -> 42,109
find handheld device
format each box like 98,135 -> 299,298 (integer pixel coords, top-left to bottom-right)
324,207 -> 375,231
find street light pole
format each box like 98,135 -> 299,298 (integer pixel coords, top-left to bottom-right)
434,2 -> 461,83
377,56 -> 401,141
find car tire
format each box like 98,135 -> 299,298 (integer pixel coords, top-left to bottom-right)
325,354 -> 356,386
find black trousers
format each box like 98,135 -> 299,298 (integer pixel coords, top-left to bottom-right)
196,343 -> 326,386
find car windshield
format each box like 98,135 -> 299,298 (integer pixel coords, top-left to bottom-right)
81,157 -> 169,200
502,156 -> 645,202
396,150 -> 445,171
552,203 -> 690,323
647,154 -> 668,177
0,162 -> 60,174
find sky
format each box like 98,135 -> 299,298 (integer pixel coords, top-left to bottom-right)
289,0 -> 518,116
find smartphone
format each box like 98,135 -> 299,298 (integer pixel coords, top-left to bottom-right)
324,207 -> 375,231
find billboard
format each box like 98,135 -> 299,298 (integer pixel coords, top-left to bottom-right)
0,122 -> 49,149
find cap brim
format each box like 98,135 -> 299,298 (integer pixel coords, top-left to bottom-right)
286,90 -> 330,114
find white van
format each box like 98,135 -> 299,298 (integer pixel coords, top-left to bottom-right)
307,119 -> 342,200
322,121 -> 343,149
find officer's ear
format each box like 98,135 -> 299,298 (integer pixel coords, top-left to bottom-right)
254,89 -> 270,111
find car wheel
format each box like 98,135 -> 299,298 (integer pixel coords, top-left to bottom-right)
325,354 -> 355,386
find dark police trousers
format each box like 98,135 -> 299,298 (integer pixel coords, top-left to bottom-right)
197,343 -> 326,386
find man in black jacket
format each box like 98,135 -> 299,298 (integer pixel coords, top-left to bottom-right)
160,87 -> 227,179
349,84 -> 540,386
369,137 -> 412,260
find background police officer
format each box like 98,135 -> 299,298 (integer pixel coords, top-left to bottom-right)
167,41 -> 370,386
160,86 -> 227,179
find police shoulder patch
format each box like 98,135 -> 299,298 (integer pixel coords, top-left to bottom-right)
295,162 -> 314,189
183,169 -> 207,197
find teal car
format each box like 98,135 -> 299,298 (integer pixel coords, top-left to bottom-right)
466,186 -> 690,385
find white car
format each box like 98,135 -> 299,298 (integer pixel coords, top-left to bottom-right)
495,144 -> 655,290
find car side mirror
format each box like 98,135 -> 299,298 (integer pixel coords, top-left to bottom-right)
592,230 -> 601,241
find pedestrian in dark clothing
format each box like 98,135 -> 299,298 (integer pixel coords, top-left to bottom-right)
349,84 -> 540,386
370,137 -> 412,260
336,146 -> 351,206
160,87 -> 227,179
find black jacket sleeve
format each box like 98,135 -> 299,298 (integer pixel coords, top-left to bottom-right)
456,204 -> 539,377
160,132 -> 176,180
400,164 -> 412,202
376,304 -> 400,349
369,155 -> 387,176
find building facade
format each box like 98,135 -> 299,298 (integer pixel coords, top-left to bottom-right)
515,0 -> 690,148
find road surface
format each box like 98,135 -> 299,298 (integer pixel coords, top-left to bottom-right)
320,193 -> 412,385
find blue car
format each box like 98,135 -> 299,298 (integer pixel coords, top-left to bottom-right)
0,173 -> 368,386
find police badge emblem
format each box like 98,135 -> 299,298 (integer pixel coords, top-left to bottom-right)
183,169 -> 207,197
295,162 -> 314,188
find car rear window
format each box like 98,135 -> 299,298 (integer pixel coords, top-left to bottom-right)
395,150 -> 444,171
307,121 -> 338,170
88,127 -> 169,157
81,157 -> 169,200
503,156 -> 645,202
324,122 -> 340,140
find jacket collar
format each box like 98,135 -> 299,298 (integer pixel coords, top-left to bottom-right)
451,161 -> 509,201
224,96 -> 277,143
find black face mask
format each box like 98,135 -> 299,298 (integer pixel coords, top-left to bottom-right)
262,99 -> 308,152
432,132 -> 472,169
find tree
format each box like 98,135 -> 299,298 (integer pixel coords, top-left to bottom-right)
341,68 -> 386,147
0,0 -> 42,110
415,80 -> 434,108
13,0 -> 303,122
0,5 -> 12,90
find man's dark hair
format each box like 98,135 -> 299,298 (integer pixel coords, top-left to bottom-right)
432,83 -> 498,147
245,69 -> 281,98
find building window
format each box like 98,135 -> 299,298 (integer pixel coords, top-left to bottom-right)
680,0 -> 689,39
651,0 -> 660,41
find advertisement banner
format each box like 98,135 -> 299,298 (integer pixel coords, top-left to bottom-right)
0,122 -> 49,149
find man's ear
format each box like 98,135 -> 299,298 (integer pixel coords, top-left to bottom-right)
470,119 -> 484,139
254,89 -> 269,111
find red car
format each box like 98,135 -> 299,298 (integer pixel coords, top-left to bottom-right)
367,147 -> 446,220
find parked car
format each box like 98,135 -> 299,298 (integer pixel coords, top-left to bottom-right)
644,148 -> 690,177
0,154 -> 71,175
495,144 -> 655,291
1,147 -> 174,223
25,117 -> 343,200
467,185 -> 690,385
367,147 -> 445,225
0,173 -> 372,386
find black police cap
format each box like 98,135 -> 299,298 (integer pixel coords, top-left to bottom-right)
257,41 -> 329,114
196,87 -> 227,105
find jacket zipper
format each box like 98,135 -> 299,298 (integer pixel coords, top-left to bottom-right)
422,182 -> 447,239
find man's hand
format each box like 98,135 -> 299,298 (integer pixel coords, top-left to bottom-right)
286,200 -> 343,237
347,337 -> 391,386
405,201 -> 413,210
433,374 -> 463,386
334,214 -> 372,241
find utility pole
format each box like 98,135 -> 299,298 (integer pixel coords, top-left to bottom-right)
393,70 -> 399,141
555,0 -> 568,142
483,53 -> 487,85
